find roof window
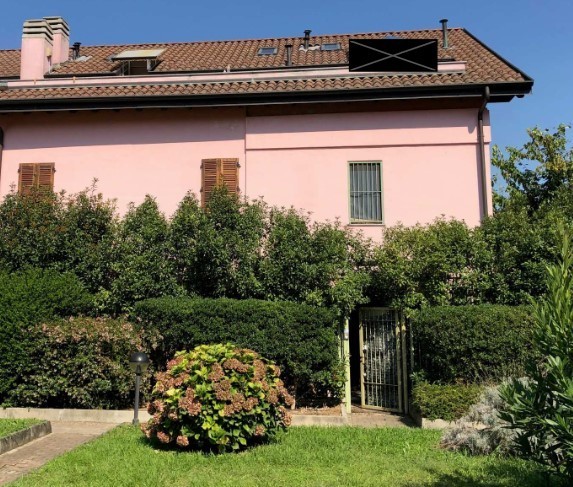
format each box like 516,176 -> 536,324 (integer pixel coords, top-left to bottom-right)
111,49 -> 165,75
257,47 -> 277,56
321,42 -> 341,51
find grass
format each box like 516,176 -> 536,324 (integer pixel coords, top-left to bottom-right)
11,425 -> 557,487
0,419 -> 42,439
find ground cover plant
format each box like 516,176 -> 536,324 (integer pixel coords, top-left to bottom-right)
142,344 -> 293,452
411,381 -> 483,422
0,419 -> 42,439
11,426 -> 556,487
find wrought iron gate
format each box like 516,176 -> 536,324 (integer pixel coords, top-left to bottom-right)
359,308 -> 408,412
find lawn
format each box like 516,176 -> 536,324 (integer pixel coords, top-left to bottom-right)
0,419 -> 42,439
11,425 -> 556,487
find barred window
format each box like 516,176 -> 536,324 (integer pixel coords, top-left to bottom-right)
349,162 -> 383,223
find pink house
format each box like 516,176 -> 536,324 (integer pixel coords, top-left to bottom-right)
0,17 -> 532,242
0,17 -> 532,413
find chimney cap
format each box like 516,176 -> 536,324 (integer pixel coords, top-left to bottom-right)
23,19 -> 54,41
43,16 -> 70,36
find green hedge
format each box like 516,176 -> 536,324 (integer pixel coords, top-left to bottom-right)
0,268 -> 93,403
412,381 -> 483,421
11,317 -> 155,409
412,305 -> 535,384
133,297 -> 342,404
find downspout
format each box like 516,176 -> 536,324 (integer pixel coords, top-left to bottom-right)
477,86 -> 491,219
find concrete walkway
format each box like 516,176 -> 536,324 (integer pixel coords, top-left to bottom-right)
0,421 -> 116,485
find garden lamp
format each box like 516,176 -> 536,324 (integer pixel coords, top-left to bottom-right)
129,352 -> 150,425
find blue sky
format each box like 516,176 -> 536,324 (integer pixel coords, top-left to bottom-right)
0,0 -> 571,153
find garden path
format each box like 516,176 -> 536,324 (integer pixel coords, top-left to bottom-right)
0,421 -> 116,485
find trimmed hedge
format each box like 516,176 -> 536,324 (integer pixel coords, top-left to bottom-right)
11,317 -> 155,409
133,297 -> 342,404
412,381 -> 483,421
412,305 -> 535,384
0,268 -> 93,403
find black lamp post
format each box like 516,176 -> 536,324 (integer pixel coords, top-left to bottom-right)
129,352 -> 150,425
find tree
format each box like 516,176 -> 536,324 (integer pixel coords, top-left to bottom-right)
500,224 -> 573,480
492,124 -> 573,212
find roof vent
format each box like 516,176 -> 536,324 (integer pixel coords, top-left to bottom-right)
285,44 -> 293,66
303,29 -> 311,49
72,42 -> 81,60
440,19 -> 449,49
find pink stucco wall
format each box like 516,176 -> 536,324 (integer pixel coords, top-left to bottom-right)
0,106 -> 491,240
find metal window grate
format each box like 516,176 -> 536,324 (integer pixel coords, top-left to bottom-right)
349,162 -> 382,223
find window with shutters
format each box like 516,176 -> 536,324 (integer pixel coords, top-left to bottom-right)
18,163 -> 55,195
201,158 -> 239,206
349,161 -> 383,223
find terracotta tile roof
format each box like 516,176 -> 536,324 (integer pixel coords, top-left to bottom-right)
0,28 -> 532,105
0,50 -> 20,78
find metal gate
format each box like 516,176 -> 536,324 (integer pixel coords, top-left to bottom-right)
359,308 -> 408,412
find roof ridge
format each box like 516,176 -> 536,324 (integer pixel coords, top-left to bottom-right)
1,27 -> 465,52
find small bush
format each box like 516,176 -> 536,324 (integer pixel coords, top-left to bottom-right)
9,317 -> 156,409
133,297 -> 342,404
411,381 -> 483,422
441,383 -> 518,456
142,343 -> 293,452
0,268 -> 93,402
412,305 -> 535,383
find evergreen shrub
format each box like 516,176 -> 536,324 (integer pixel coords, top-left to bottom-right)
412,305 -> 535,383
133,297 -> 342,403
142,343 -> 293,452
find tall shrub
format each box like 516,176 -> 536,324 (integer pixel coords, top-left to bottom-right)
170,189 -> 265,299
370,219 -> 492,309
109,196 -> 181,313
0,190 -> 63,271
57,185 -> 117,296
500,225 -> 573,480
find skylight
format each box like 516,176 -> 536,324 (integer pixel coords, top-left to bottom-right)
257,47 -> 277,56
321,42 -> 341,51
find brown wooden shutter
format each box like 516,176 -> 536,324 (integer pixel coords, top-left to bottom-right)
221,158 -> 239,196
201,158 -> 240,207
201,159 -> 219,207
18,163 -> 55,195
18,163 -> 35,195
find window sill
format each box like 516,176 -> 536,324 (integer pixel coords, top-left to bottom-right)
347,222 -> 385,227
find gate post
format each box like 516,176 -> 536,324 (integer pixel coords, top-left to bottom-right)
342,317 -> 352,414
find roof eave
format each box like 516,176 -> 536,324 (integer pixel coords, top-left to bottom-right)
0,81 -> 533,113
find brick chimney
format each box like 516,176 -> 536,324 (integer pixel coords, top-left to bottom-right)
44,17 -> 70,66
20,19 -> 54,80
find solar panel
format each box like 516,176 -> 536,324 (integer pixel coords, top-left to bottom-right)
349,39 -> 438,73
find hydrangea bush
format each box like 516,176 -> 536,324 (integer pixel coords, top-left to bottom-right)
142,343 -> 294,452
